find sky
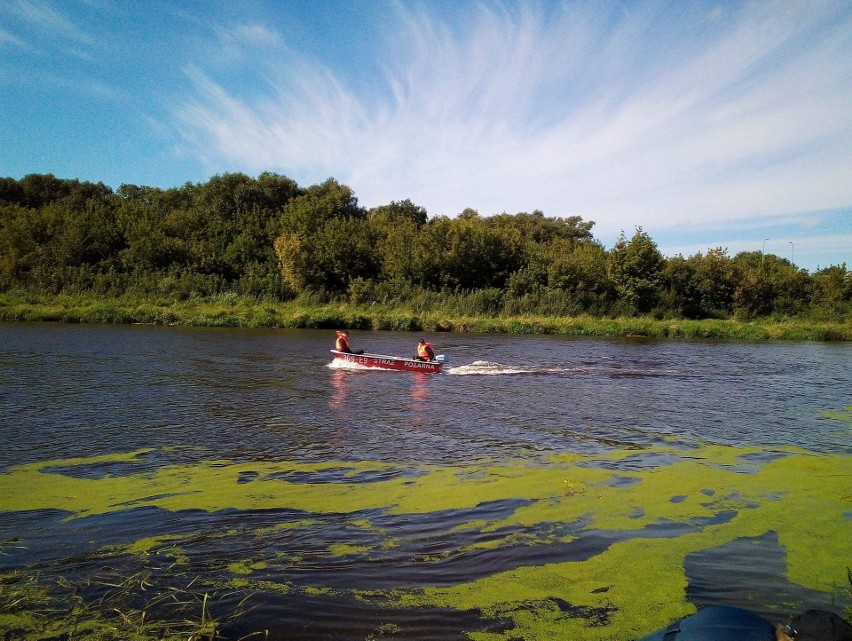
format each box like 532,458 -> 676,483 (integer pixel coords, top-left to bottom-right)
1,0 -> 850,272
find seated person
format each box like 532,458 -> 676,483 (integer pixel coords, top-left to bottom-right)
414,339 -> 435,361
335,330 -> 363,354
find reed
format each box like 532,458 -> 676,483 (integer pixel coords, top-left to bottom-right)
1,291 -> 849,341
0,565 -> 255,641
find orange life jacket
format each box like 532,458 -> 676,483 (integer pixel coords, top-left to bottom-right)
417,342 -> 434,360
336,334 -> 351,352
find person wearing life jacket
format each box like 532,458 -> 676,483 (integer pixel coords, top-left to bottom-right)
335,330 -> 363,354
414,339 -> 435,361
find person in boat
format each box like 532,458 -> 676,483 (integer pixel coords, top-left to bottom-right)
335,330 -> 363,355
414,339 -> 435,362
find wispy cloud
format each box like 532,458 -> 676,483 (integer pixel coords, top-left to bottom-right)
0,25 -> 28,49
171,0 -> 852,241
5,0 -> 97,49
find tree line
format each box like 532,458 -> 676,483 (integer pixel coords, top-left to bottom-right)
0,172 -> 849,320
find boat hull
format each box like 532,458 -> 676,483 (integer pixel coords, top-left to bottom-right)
330,350 -> 442,373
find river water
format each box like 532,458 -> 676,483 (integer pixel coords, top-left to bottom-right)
0,323 -> 850,639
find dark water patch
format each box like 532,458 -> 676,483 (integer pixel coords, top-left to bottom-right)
261,466 -> 423,484
3,496 -> 744,596
700,492 -> 761,511
578,451 -> 685,471
738,450 -> 791,465
220,591 -> 508,641
41,455 -> 158,479
685,531 -> 841,620
0,506 -> 221,569
702,449 -> 796,475
0,505 -> 327,571
608,369 -> 676,380
601,474 -> 641,488
111,492 -> 196,507
237,470 -> 259,484
235,507 -> 743,591
704,460 -> 780,475
670,495 -> 687,503
1,498 -> 740,596
647,510 -> 738,534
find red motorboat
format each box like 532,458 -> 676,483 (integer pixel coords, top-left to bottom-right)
329,350 -> 444,374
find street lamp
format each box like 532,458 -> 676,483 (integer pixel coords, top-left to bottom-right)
762,238 -> 769,267
789,241 -> 795,266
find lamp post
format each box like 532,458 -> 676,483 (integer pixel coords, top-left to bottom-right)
789,241 -> 794,266
762,238 -> 769,267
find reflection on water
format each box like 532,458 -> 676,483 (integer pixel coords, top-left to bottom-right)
329,368 -> 348,411
0,323 -> 850,640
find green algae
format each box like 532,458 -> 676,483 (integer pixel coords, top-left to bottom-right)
329,543 -> 372,557
123,534 -> 187,556
254,519 -> 319,535
820,406 -> 852,423
1,443 -> 849,640
228,560 -> 267,575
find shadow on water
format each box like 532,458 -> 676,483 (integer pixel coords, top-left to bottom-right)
685,531 -> 835,619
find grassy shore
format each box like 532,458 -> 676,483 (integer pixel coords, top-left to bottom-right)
1,291 -> 849,341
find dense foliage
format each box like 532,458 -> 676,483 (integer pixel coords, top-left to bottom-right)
1,173 -> 849,321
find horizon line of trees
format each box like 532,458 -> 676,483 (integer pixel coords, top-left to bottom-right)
0,172 -> 849,321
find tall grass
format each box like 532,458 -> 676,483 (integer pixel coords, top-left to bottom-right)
1,291 -> 849,340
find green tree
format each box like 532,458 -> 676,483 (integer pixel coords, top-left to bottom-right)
368,199 -> 428,226
606,227 -> 665,313
274,179 -> 369,293
436,216 -> 524,289
811,264 -> 851,318
490,210 -> 595,244
661,254 -> 697,317
275,217 -> 378,294
733,269 -> 774,318
0,202 -> 46,285
375,217 -> 425,284
683,247 -> 737,317
279,178 -> 363,234
547,239 -> 611,306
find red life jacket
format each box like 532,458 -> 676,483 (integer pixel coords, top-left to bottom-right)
417,342 -> 434,360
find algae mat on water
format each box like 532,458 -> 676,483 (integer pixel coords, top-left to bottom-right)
1,443 -> 849,640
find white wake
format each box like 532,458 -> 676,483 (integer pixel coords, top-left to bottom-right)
446,360 -> 576,375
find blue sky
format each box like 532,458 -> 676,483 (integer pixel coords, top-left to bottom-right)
1,0 -> 850,271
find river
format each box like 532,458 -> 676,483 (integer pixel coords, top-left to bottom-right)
0,323 -> 849,639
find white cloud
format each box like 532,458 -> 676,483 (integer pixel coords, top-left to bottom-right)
170,0 -> 852,237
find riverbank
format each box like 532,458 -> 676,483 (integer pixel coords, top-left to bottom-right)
1,292 -> 849,340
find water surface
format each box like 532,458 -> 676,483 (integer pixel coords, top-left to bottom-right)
0,324 -> 849,639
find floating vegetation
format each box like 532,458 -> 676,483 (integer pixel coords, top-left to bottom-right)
1,442 -> 850,640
